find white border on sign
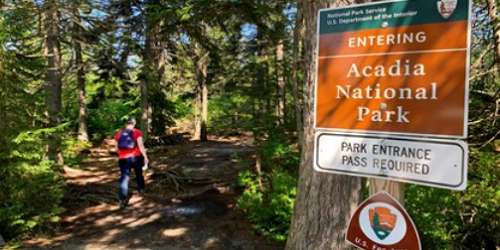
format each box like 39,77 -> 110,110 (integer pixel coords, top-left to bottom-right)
313,0 -> 472,139
312,130 -> 469,191
345,191 -> 422,250
464,0 -> 472,139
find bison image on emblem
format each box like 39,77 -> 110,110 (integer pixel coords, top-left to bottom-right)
369,207 -> 397,240
437,0 -> 458,19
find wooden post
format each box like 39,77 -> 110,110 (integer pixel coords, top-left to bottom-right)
369,179 -> 405,205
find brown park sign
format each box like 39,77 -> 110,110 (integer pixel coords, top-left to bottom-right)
315,0 -> 471,138
346,192 -> 421,250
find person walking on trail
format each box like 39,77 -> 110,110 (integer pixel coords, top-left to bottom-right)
114,118 -> 149,209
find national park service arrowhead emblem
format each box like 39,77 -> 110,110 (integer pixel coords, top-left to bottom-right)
437,0 -> 457,19
346,192 -> 421,250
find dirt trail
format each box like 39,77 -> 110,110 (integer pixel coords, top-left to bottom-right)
24,135 -> 281,250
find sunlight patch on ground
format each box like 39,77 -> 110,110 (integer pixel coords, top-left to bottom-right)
203,237 -> 221,248
162,227 -> 189,237
126,213 -> 162,228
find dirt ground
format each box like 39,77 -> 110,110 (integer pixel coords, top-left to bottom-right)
22,135 -> 283,250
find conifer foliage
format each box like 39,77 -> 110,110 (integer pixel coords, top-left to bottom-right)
0,0 -> 498,248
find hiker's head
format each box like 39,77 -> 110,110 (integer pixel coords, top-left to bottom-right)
125,118 -> 136,128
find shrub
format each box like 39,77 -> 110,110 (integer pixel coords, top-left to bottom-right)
208,93 -> 252,133
0,127 -> 65,240
260,132 -> 300,171
0,161 -> 64,239
62,137 -> 92,166
237,169 -> 297,241
237,129 -> 299,242
88,99 -> 138,141
406,147 -> 499,249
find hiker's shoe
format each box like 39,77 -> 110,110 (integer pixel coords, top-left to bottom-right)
137,190 -> 146,198
119,199 -> 129,209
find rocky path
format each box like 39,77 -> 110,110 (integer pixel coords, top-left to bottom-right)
23,136 -> 282,250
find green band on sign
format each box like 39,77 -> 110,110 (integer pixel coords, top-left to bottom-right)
319,0 -> 469,34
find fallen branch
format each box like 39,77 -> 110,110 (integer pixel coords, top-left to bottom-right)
480,130 -> 500,149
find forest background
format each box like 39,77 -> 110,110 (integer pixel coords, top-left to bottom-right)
0,0 -> 498,249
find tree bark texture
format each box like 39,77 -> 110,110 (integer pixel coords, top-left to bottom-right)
43,0 -> 63,164
141,17 -> 161,140
276,39 -> 286,125
73,7 -> 88,142
486,0 -> 500,65
194,47 -> 209,142
292,0 -> 305,147
286,1 -> 371,249
140,77 -> 151,140
201,77 -> 208,142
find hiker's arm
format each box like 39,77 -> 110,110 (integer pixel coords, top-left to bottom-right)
114,135 -> 119,156
137,137 -> 149,164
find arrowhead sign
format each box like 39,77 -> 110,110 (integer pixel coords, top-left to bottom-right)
346,192 -> 421,250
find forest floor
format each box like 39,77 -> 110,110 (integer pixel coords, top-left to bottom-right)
22,134 -> 282,250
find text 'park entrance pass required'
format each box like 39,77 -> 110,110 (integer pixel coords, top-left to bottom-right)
314,132 -> 468,190
314,0 -> 471,139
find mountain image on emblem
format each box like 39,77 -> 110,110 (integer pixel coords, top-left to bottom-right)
437,0 -> 457,19
369,207 -> 397,240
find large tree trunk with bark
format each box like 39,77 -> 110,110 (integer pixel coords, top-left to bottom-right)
72,7 -> 88,142
142,10 -> 170,138
486,0 -> 500,65
286,1 -> 369,249
276,39 -> 286,125
43,0 -> 63,164
193,47 -> 209,142
292,0 -> 305,147
141,16 -> 159,141
140,78 -> 152,140
201,77 -> 208,142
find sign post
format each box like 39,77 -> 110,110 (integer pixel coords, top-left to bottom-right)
314,0 -> 472,248
314,0 -> 471,191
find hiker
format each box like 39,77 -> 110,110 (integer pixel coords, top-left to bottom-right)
114,118 -> 149,208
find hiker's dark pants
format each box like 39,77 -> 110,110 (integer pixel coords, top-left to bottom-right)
118,156 -> 145,200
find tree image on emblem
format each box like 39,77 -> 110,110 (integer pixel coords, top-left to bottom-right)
369,207 -> 397,240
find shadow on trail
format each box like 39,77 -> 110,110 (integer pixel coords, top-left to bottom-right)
24,136 -> 282,250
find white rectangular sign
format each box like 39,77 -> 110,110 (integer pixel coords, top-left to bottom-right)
314,132 -> 468,190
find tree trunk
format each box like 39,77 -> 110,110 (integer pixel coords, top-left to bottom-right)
43,0 -> 63,164
193,87 -> 202,140
0,233 -> 5,246
194,48 -> 209,142
201,75 -> 208,141
286,1 -> 369,249
140,78 -> 151,141
0,80 -> 7,153
276,39 -> 286,125
292,0 -> 305,147
141,16 -> 159,141
72,7 -> 88,142
487,0 -> 500,65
